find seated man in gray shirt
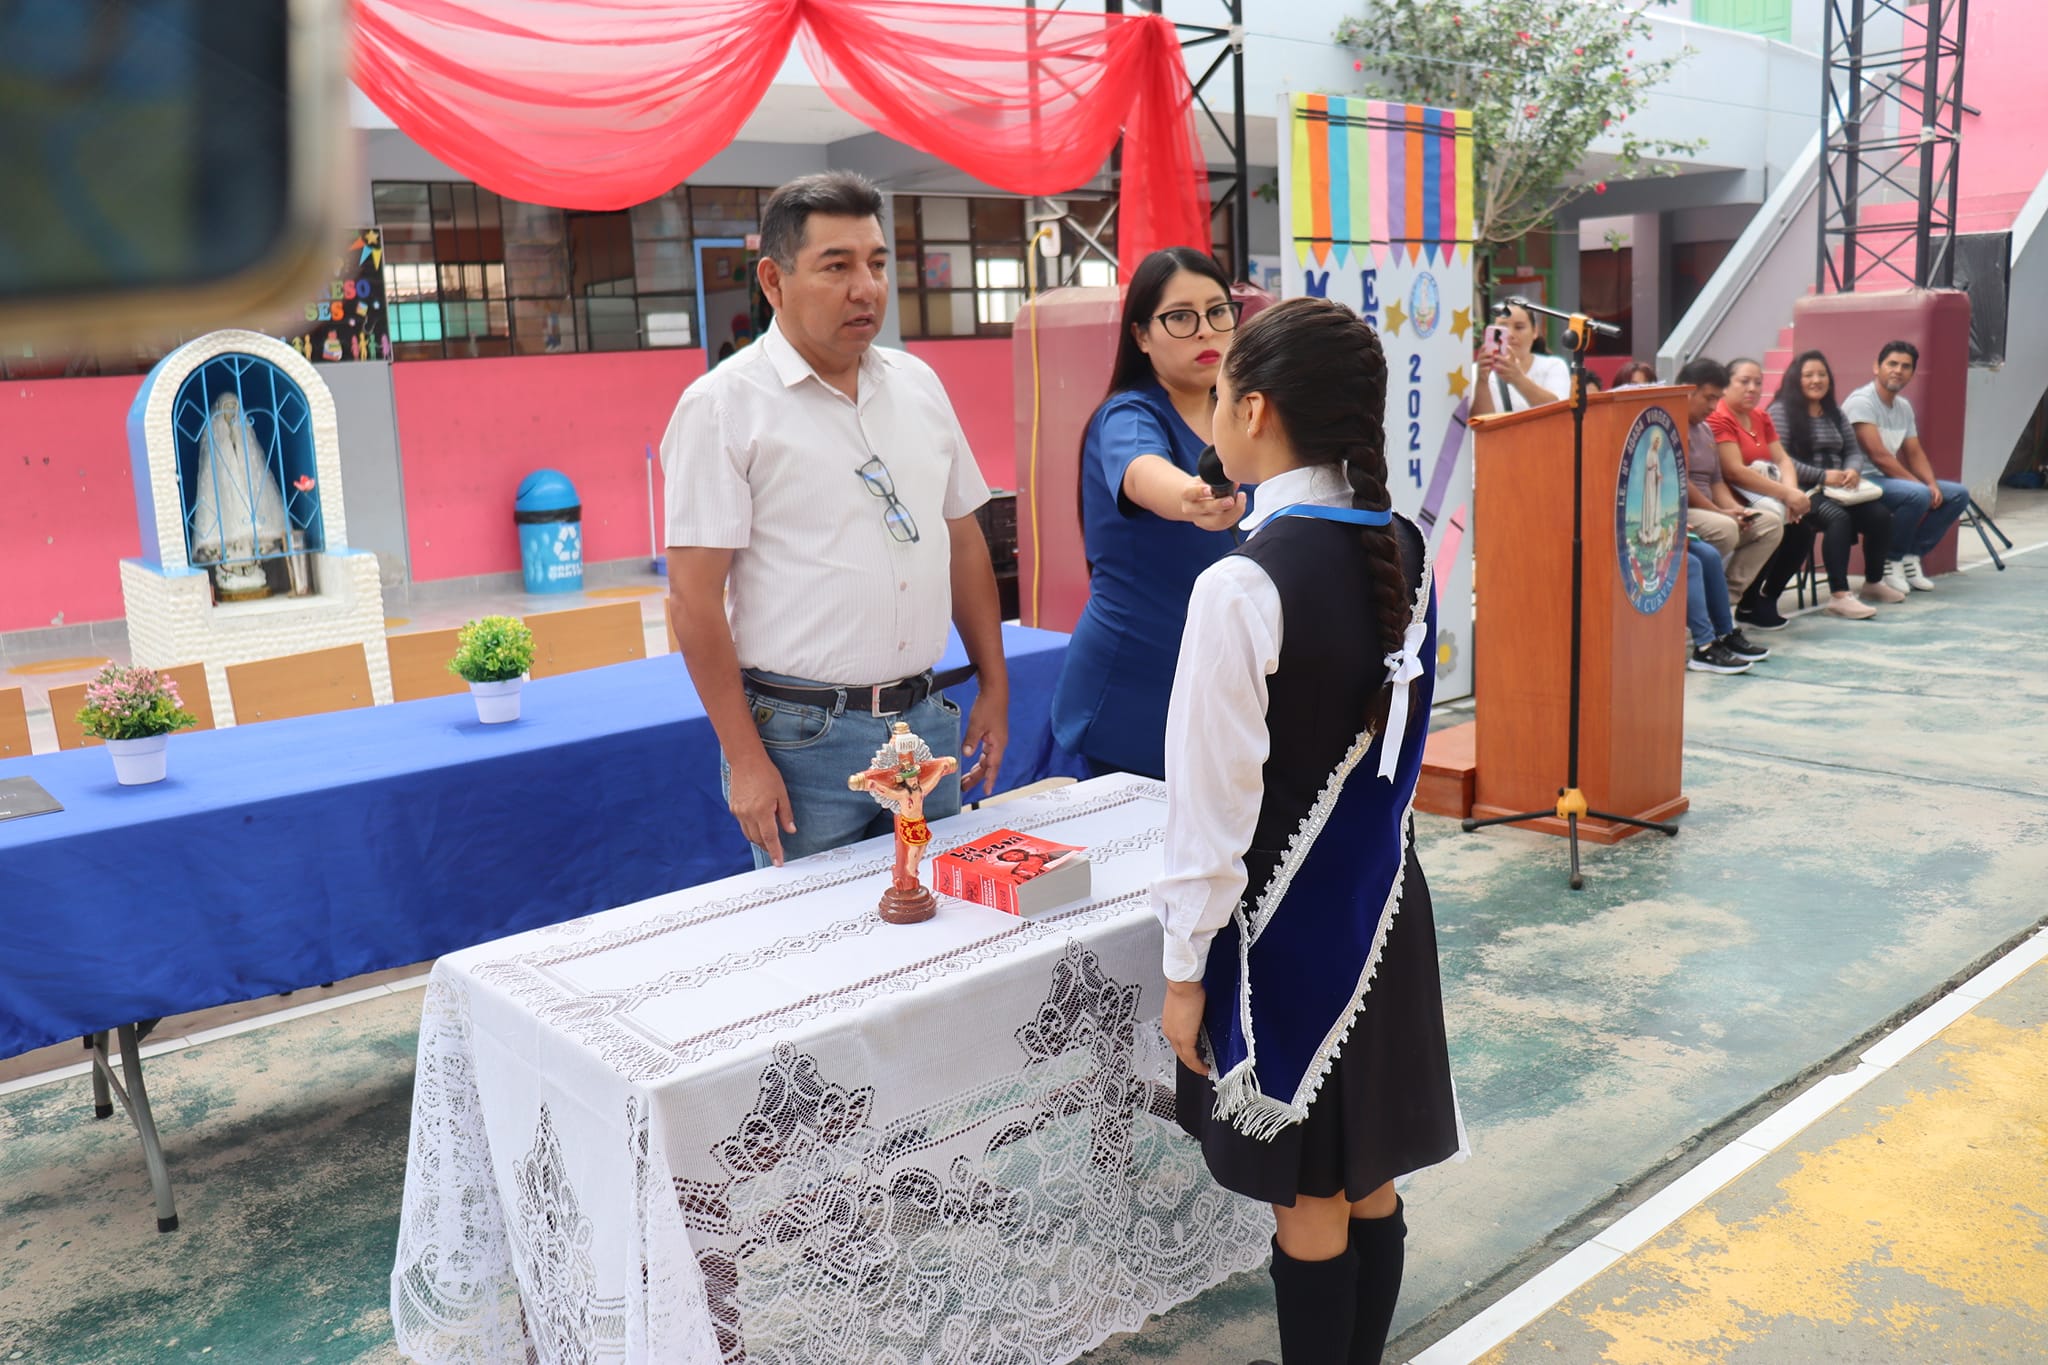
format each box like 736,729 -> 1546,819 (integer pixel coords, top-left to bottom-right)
1841,339 -> 1971,593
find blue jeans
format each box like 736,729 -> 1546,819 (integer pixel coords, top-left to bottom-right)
721,676 -> 963,869
1686,540 -> 1733,648
1872,476 -> 1970,557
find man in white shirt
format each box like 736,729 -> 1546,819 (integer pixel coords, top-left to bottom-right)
662,172 -> 1008,867
1841,339 -> 1970,592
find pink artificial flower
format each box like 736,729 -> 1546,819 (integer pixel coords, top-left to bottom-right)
293,474 -> 317,492
1574,47 -> 1584,56
1516,29 -> 1532,43
1628,48 -> 1636,58
1353,58 -> 1364,72
1524,104 -> 1541,119
1595,182 -> 1609,194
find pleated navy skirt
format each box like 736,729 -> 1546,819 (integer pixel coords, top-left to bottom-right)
1176,850 -> 1462,1207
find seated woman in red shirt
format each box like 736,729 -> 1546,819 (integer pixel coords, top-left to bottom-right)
1709,358 -> 1818,629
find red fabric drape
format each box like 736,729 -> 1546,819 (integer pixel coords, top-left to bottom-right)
352,0 -> 1209,276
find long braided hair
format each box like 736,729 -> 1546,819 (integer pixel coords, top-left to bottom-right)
1220,296 -> 1410,735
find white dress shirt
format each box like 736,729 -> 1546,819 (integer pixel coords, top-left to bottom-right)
1154,463 -> 1355,982
661,320 -> 990,685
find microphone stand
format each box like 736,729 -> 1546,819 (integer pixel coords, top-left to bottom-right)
1460,298 -> 1679,889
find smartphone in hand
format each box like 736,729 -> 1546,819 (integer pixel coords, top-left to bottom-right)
1483,325 -> 1508,360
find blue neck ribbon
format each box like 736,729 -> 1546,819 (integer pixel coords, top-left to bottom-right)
1272,503 -> 1393,528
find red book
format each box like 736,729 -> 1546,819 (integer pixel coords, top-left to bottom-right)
932,828 -> 1091,917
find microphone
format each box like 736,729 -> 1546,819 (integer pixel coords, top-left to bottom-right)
1506,294 -> 1622,338
1196,444 -> 1232,499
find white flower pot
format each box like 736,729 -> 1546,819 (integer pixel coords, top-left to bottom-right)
106,734 -> 169,785
470,676 -> 526,724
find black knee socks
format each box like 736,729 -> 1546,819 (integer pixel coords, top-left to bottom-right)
1268,1236 -> 1358,1365
1348,1198 -> 1407,1365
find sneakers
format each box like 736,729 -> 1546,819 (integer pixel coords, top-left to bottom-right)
1689,640 -> 1754,674
1735,600 -> 1791,631
1861,577 -> 1907,603
1720,629 -> 1771,661
1901,554 -> 1937,591
1827,593 -> 1878,619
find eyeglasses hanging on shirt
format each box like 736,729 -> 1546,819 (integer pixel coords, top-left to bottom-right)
856,455 -> 921,543
1152,301 -> 1244,339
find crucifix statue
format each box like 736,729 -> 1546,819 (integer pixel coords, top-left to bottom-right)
847,722 -> 957,924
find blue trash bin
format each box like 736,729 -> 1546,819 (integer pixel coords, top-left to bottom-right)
515,469 -> 583,594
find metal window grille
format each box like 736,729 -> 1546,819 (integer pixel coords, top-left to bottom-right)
174,354 -> 324,568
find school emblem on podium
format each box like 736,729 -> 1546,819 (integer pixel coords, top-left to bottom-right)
1615,409 -> 1685,614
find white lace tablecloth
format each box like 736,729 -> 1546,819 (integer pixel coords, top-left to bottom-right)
391,776 -> 1273,1364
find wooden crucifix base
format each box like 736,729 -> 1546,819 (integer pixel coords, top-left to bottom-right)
878,885 -> 937,925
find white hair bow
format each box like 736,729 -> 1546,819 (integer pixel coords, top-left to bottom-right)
1377,615 -> 1429,781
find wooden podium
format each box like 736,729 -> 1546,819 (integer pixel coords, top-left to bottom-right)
1468,386 -> 1690,842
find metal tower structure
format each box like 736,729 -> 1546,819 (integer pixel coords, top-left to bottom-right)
1029,0 -> 1250,285
1816,0 -> 1970,293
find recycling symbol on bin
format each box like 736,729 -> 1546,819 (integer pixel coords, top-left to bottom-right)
552,524 -> 581,562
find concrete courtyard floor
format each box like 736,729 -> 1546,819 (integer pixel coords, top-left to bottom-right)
2,493 -> 2044,1363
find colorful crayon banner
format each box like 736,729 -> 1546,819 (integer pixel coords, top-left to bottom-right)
1276,94 -> 1477,699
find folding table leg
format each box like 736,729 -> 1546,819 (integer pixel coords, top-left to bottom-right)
88,1032 -> 114,1119
89,1025 -> 181,1232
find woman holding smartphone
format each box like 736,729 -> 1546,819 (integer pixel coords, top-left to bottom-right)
1469,300 -> 1569,415
1051,247 -> 1246,779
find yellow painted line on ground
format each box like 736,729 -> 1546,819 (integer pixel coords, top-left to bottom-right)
1523,998 -> 2048,1363
6,656 -> 108,676
384,617 -> 412,629
585,586 -> 663,599
1417,931 -> 2048,1365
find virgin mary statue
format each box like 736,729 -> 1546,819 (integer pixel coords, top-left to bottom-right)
188,392 -> 289,600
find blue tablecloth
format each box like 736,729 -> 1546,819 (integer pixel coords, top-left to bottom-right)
0,625 -> 1081,1057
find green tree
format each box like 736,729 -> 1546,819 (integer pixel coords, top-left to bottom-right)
1336,0 -> 1703,273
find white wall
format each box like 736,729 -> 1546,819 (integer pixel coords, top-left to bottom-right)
1962,174 -> 2048,506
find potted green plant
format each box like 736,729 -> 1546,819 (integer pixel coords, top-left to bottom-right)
76,663 -> 198,785
448,615 -> 536,723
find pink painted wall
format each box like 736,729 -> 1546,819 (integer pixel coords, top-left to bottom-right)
393,340 -> 1019,583
1951,0 -> 2048,228
392,350 -> 707,581
0,339 -> 1025,632
0,375 -> 144,633
905,339 -> 1018,490
1883,1 -> 2048,233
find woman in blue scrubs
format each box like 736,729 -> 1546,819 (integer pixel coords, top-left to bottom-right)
1052,248 -> 1245,779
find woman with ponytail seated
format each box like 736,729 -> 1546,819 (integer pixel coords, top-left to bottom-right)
1051,247 -> 1246,779
1156,296 -> 1461,1365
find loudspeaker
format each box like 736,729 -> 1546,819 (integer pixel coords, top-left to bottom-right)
1952,232 -> 2011,365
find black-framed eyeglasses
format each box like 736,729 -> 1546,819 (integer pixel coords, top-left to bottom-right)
1152,301 -> 1243,339
856,455 -> 920,543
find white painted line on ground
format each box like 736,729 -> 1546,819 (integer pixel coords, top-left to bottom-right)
1,982 -> 424,1094
135,1035 -> 193,1061
383,973 -> 434,994
1860,983 -> 1987,1069
1587,1141 -> 1772,1257
0,1059 -> 92,1098
1730,1063 -> 1885,1155
1407,1241 -> 1625,1365
1955,536 -> 2048,571
1952,927 -> 2048,1000
1408,927 -> 2045,1364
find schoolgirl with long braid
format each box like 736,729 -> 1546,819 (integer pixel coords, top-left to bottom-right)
1155,297 -> 1463,1364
